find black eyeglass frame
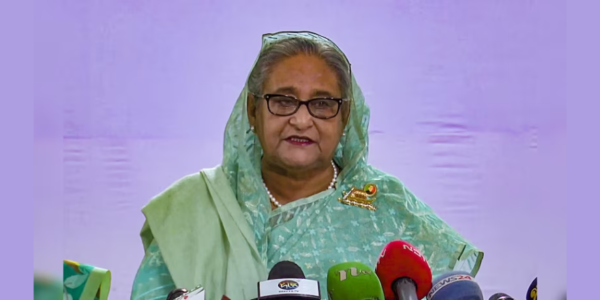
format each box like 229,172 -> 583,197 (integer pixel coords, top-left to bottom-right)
253,93 -> 347,120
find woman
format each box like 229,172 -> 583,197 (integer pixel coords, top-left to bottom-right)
130,31 -> 483,300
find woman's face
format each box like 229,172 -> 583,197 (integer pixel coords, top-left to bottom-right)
249,54 -> 345,172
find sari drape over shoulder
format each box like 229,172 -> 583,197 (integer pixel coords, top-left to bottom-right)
131,31 -> 483,300
132,168 -> 266,300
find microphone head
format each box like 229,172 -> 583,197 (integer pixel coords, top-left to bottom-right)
427,271 -> 483,300
488,293 -> 514,300
375,240 -> 432,299
526,277 -> 537,300
327,262 -> 385,300
260,261 -> 319,299
268,261 -> 306,280
167,288 -> 188,300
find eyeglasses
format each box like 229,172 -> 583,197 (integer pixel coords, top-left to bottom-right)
254,94 -> 346,119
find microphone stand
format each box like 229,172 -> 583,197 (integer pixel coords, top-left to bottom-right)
393,277 -> 419,300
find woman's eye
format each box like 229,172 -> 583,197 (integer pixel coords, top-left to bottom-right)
278,100 -> 296,106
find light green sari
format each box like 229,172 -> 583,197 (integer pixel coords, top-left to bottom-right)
130,31 -> 483,300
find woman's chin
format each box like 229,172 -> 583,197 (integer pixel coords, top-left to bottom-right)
279,156 -> 320,170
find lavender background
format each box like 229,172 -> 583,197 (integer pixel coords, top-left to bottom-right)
33,1 -> 566,299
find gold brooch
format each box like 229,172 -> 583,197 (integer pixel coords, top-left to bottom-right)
338,183 -> 378,211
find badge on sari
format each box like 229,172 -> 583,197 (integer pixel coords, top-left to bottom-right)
339,183 -> 378,211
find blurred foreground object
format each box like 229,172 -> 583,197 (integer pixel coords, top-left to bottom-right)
34,273 -> 62,300
63,260 -> 111,300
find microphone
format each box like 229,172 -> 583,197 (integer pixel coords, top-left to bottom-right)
426,271 -> 483,300
269,261 -> 306,279
257,261 -> 321,299
166,286 -> 205,300
375,240 -> 432,300
526,277 -> 537,300
167,288 -> 188,300
488,293 -> 514,300
326,262 -> 385,300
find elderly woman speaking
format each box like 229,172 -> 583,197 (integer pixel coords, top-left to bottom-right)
130,31 -> 483,300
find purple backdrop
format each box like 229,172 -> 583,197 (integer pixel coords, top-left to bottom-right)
34,1 -> 566,299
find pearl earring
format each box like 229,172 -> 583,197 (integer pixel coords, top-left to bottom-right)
250,126 -> 255,132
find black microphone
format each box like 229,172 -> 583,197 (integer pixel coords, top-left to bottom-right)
257,261 -> 321,299
166,288 -> 188,300
166,286 -> 205,300
269,261 -> 306,279
488,293 -> 514,300
526,277 -> 537,300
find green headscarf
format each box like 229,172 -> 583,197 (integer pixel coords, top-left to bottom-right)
222,31 -> 372,262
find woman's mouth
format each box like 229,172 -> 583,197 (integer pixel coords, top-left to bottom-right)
285,136 -> 314,146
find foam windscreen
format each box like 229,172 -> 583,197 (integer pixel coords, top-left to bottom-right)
375,240 -> 432,299
327,262 -> 385,300
268,261 -> 306,280
427,271 -> 483,300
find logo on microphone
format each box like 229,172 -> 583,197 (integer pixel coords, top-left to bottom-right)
402,244 -> 429,264
278,280 -> 299,290
530,287 -> 537,300
376,247 -> 387,266
337,267 -> 373,281
426,274 -> 474,299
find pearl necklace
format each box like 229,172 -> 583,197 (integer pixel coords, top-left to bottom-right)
263,161 -> 338,208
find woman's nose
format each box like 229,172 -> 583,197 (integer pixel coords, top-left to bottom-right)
289,104 -> 313,129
